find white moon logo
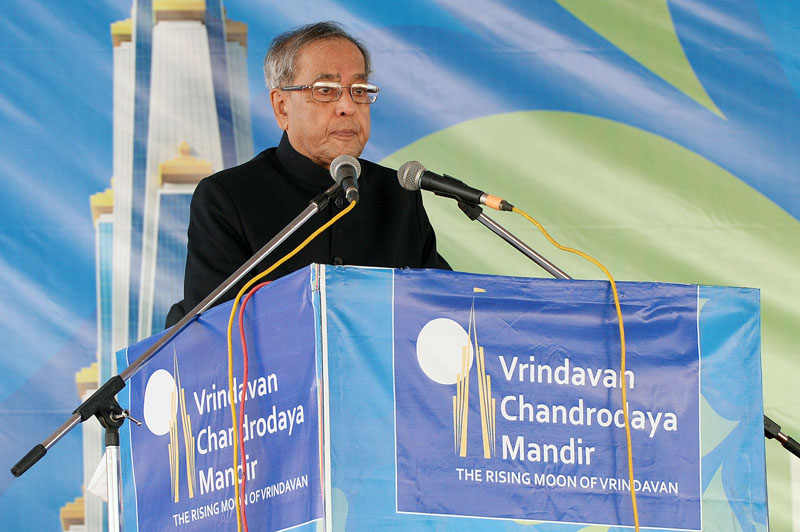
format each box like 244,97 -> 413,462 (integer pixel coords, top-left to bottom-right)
142,369 -> 178,436
416,318 -> 474,385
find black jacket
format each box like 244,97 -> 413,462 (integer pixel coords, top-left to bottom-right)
165,134 -> 449,327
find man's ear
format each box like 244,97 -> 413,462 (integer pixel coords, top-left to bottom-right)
270,88 -> 289,130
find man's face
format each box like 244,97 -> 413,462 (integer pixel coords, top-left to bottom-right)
271,38 -> 371,169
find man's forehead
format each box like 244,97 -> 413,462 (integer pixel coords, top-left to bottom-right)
294,38 -> 367,79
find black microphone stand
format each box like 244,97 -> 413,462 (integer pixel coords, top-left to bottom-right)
457,201 -> 571,280
11,183 -> 343,531
456,199 -> 798,462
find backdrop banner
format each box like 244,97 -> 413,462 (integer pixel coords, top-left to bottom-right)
3,2 -> 798,529
117,265 -> 765,531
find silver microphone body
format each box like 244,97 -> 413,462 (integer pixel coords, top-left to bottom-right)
397,160 -> 512,211
330,155 -> 361,204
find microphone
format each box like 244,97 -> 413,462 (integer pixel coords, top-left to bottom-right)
397,161 -> 513,211
330,155 -> 361,204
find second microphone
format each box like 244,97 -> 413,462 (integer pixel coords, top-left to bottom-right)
397,161 -> 513,211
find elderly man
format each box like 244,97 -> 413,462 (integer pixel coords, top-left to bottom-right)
166,21 -> 449,327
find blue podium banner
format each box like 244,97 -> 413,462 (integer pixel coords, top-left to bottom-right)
118,265 -> 765,531
118,270 -> 323,532
322,266 -> 765,531
394,275 -> 700,529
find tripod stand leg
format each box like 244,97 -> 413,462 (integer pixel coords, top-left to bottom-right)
106,437 -> 123,532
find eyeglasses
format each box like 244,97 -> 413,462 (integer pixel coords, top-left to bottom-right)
280,81 -> 380,104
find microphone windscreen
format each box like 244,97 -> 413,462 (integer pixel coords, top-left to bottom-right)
330,155 -> 361,183
397,160 -> 426,191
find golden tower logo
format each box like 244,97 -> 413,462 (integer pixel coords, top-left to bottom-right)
168,354 -> 197,502
453,298 -> 497,459
142,348 -> 197,503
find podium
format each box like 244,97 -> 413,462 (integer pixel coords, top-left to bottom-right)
117,265 -> 767,531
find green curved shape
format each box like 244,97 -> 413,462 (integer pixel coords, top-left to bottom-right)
555,0 -> 724,117
700,395 -> 738,456
331,487 -> 349,530
702,467 -> 744,532
382,110 -> 800,528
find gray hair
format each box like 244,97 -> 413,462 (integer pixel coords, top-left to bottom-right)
263,21 -> 373,89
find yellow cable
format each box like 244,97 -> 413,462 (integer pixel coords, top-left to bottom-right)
226,200 -> 357,531
512,206 -> 640,531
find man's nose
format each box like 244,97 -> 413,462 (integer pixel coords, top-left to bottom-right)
334,90 -> 357,116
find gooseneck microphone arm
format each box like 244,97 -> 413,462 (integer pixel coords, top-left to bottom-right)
397,160 -> 569,279
457,201 -> 571,280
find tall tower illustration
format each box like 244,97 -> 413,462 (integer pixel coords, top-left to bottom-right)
145,140 -> 214,335
78,2 -> 253,529
109,0 -> 252,353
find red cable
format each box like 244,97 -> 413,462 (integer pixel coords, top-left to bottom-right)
236,280 -> 271,532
